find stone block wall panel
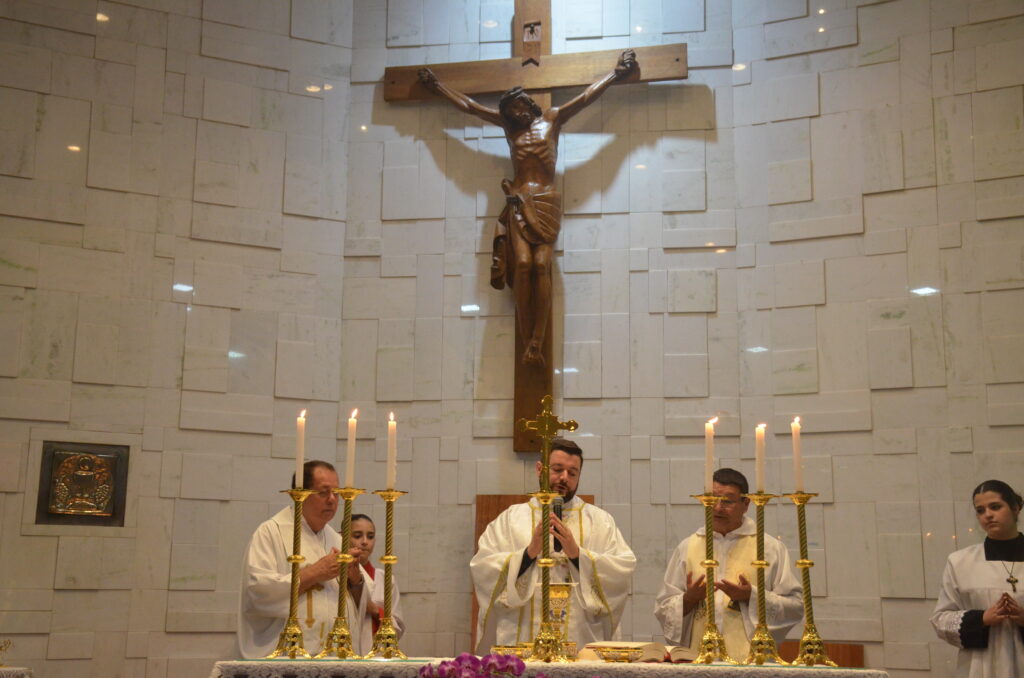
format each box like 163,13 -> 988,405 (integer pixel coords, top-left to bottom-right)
0,2 -> 1022,676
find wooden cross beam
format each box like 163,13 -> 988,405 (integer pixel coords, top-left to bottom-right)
383,0 -> 687,451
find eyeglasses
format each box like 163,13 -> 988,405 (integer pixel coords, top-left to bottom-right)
310,488 -> 337,500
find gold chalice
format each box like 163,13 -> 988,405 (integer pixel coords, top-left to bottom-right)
549,582 -> 577,657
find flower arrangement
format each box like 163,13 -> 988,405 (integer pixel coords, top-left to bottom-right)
418,652 -> 547,678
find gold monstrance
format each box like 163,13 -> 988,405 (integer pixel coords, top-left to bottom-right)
518,395 -> 577,662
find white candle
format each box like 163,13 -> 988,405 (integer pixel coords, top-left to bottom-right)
704,417 -> 718,493
345,409 -> 358,488
755,423 -> 766,492
295,409 -> 306,489
791,416 -> 803,492
386,412 -> 397,489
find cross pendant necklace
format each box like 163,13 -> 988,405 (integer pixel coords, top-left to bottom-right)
1001,562 -> 1019,592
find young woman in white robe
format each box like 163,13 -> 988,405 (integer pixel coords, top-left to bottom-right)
931,479 -> 1024,678
349,514 -> 405,654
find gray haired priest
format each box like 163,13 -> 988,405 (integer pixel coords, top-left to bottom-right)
470,439 -> 636,650
236,461 -> 396,657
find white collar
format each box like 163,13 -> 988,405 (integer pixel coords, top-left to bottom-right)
696,515 -> 756,538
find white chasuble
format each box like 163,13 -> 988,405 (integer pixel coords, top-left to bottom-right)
654,516 -> 803,657
931,543 -> 1024,678
470,496 -> 636,652
237,506 -> 372,658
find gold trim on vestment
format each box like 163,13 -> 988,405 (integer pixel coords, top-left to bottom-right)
482,554 -> 513,645
584,549 -> 615,622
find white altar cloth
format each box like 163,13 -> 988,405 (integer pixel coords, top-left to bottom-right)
210,659 -> 888,678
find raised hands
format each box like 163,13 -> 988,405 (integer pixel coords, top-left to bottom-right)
526,514 -> 579,559
715,573 -> 752,603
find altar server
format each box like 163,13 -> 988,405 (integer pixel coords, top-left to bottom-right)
931,479 -> 1024,678
655,468 -> 802,657
349,514 -> 405,654
237,461 -> 373,658
471,438 -> 636,650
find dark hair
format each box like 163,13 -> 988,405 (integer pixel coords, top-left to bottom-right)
499,86 -> 542,120
350,513 -> 374,526
714,467 -> 749,495
291,460 -> 336,489
973,480 -> 1023,513
551,437 -> 583,466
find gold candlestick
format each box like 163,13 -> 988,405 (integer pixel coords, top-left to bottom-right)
783,491 -> 836,667
690,493 -> 736,664
0,638 -> 10,666
364,488 -> 407,659
518,395 -> 578,664
742,492 -> 787,665
267,488 -> 316,659
316,486 -> 366,659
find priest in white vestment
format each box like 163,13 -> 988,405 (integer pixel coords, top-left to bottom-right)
931,479 -> 1024,678
655,468 -> 802,657
471,438 -> 636,651
237,461 -> 375,658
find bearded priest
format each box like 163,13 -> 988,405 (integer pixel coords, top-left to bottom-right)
470,439 -> 636,651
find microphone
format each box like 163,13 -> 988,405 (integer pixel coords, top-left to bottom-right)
552,496 -> 564,552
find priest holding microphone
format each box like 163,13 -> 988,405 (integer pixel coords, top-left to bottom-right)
470,438 -> 636,650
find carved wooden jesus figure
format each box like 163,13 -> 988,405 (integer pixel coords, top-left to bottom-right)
419,49 -> 637,367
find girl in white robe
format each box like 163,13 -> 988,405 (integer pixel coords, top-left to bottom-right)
931,479 -> 1024,678
350,514 -> 405,654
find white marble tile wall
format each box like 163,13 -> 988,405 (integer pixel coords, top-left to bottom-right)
0,1 -> 1022,676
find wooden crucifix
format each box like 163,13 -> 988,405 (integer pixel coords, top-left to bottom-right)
384,0 -> 687,451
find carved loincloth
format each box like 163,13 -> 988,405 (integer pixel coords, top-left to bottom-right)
490,181 -> 562,290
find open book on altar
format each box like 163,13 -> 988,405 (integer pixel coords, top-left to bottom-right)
577,641 -> 698,663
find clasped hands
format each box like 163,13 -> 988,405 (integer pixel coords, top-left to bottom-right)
526,514 -> 580,560
682,571 -> 752,610
983,593 -> 1024,626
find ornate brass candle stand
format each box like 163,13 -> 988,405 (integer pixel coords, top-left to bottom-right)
267,488 -> 316,659
690,493 -> 736,664
316,486 -> 366,659
783,491 -> 836,667
365,488 -> 407,660
518,395 -> 577,663
741,492 -> 786,665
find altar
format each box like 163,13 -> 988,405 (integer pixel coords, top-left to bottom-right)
209,659 -> 889,678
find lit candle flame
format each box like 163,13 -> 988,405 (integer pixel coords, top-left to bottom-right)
351,408 -> 358,418
793,416 -> 800,424
389,411 -> 395,422
708,416 -> 719,425
299,409 -> 307,418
